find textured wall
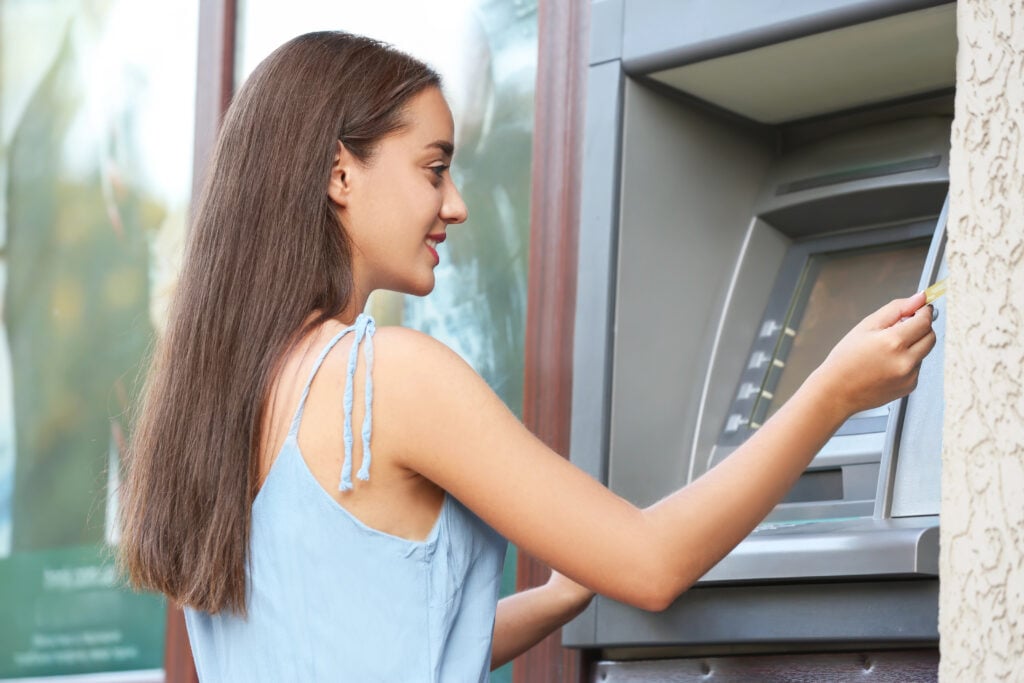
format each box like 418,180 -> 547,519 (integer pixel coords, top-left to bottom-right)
941,1 -> 1024,680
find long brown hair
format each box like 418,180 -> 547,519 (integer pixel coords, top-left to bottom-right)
120,32 -> 440,615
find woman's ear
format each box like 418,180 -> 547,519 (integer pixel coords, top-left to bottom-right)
327,140 -> 355,207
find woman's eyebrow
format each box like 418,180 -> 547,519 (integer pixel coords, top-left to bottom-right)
425,140 -> 455,158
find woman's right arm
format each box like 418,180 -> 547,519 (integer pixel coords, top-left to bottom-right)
371,293 -> 935,610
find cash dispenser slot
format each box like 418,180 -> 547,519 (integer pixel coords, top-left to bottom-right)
701,517 -> 939,583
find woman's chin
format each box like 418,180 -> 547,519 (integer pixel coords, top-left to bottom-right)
403,276 -> 436,298
379,270 -> 436,299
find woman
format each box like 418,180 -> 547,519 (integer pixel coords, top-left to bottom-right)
120,32 -> 935,681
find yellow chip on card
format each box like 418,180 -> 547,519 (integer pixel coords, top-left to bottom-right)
924,278 -> 947,304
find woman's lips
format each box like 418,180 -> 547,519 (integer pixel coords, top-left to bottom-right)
426,233 -> 446,265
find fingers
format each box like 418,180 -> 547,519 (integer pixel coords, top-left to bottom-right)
866,292 -> 927,329
898,291 -> 929,319
891,303 -> 935,347
907,323 -> 937,361
895,329 -> 936,397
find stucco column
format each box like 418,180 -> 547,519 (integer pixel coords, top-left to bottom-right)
941,1 -> 1024,680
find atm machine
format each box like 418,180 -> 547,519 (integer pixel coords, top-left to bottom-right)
567,1 -> 954,679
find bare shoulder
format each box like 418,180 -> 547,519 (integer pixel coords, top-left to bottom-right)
371,324 -> 450,356
368,324 -> 519,465
371,325 -> 484,389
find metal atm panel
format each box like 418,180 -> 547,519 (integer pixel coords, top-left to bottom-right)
565,0 -> 954,651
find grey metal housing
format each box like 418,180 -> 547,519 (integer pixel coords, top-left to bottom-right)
565,0 -> 954,651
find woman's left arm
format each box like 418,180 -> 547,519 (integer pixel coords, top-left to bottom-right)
491,570 -> 594,670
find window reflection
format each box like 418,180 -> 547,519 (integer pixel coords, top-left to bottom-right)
1,0 -> 196,676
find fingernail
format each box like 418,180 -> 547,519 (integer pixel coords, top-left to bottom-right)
931,305 -> 939,322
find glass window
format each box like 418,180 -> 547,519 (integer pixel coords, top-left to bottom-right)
0,1 -> 197,678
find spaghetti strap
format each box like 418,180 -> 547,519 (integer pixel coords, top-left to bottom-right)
342,315 -> 375,490
286,313 -> 376,490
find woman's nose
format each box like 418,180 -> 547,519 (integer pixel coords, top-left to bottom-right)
441,182 -> 468,225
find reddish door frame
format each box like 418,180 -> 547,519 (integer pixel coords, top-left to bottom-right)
166,0 -> 589,680
514,1 -> 591,682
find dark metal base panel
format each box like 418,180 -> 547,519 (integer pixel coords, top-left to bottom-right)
593,649 -> 938,682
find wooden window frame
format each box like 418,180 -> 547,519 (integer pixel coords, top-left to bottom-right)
514,0 -> 590,682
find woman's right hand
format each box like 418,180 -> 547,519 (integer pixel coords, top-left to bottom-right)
546,569 -> 596,613
811,291 -> 937,418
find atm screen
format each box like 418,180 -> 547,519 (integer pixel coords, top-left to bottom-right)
751,241 -> 930,424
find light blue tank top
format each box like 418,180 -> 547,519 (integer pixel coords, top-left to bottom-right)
185,314 -> 508,682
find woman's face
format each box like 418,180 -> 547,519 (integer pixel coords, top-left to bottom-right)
333,86 -> 468,298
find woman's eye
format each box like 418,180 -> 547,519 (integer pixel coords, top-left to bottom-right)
430,164 -> 449,179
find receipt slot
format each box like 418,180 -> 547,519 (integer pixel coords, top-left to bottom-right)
566,0 -> 954,657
